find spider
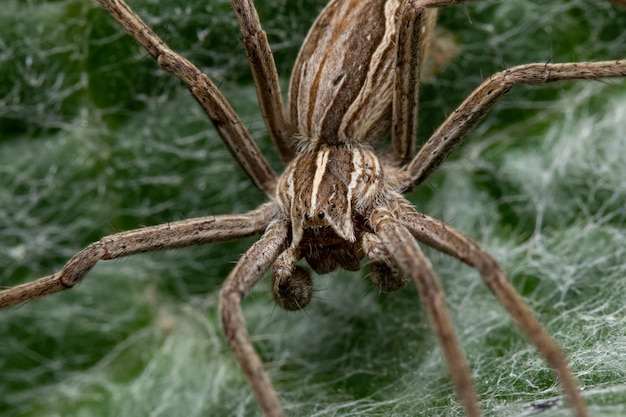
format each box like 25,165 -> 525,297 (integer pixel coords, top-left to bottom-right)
1,0 -> 625,416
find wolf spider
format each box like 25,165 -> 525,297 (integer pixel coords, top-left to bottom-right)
1,0 -> 625,416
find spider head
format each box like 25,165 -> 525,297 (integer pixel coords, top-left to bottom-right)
277,145 -> 382,248
288,174 -> 354,246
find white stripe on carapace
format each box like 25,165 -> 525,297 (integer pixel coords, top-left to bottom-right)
346,148 -> 361,211
309,147 -> 331,216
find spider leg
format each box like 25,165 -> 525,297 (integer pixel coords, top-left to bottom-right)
388,0 -> 437,166
230,0 -> 295,163
370,205 -> 480,417
403,60 -> 626,189
220,219 -> 290,417
399,207 -> 589,417
361,232 -> 408,292
271,247 -> 315,311
0,204 -> 274,309
97,0 -> 278,195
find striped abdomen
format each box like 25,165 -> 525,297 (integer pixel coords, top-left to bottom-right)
289,0 -> 399,149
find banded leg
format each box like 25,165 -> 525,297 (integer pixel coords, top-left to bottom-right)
403,60 -> 626,189
370,206 -> 480,417
400,208 -> 589,417
0,204 -> 274,309
220,220 -> 290,417
231,0 -> 295,163
97,0 -> 278,195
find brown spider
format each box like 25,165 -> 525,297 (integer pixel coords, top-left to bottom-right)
1,0 -> 625,416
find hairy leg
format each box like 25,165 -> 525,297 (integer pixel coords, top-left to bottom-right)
388,0 -> 436,165
370,205 -> 480,417
230,0 -> 294,163
0,204 -> 274,309
220,219 -> 290,417
400,208 -> 588,417
404,60 -> 626,189
97,0 -> 278,194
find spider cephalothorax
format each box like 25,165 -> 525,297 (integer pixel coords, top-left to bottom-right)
1,0 -> 625,417
273,144 -> 401,310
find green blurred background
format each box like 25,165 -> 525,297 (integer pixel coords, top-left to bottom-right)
1,0 -> 625,416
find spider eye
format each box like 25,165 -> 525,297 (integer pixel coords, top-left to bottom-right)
317,211 -> 324,219
304,213 -> 310,220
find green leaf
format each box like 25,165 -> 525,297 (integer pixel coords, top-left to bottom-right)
1,0 -> 625,416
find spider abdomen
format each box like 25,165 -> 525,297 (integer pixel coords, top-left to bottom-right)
289,0 -> 399,149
